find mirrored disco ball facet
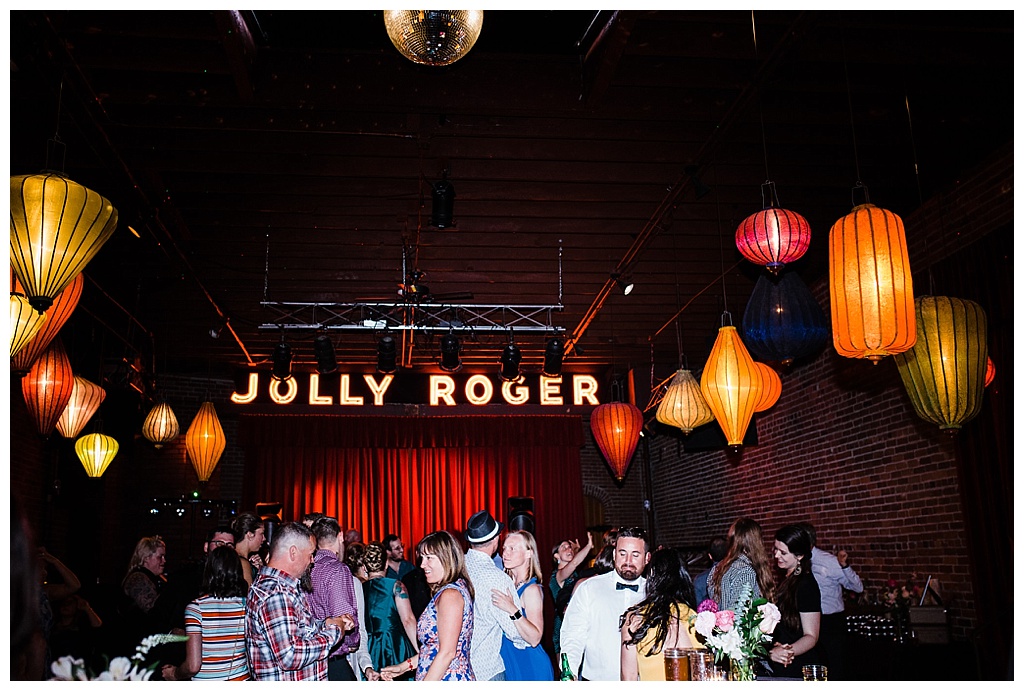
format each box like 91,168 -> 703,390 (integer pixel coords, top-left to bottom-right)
384,10 -> 483,66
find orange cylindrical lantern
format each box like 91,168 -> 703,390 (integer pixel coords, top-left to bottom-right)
21,339 -> 75,436
590,401 -> 643,481
829,203 -> 916,362
56,376 -> 107,439
143,401 -> 181,448
185,401 -> 227,482
736,205 -> 811,273
656,369 -> 714,434
752,362 -> 782,413
11,272 -> 84,377
700,325 -> 761,447
74,432 -> 120,478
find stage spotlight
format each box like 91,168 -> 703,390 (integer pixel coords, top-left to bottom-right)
612,273 -> 634,296
499,333 -> 522,382
439,331 -> 462,372
431,172 -> 456,228
271,341 -> 293,381
377,334 -> 398,374
542,336 -> 564,377
313,333 -> 337,374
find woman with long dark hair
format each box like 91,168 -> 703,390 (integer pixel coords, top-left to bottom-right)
619,547 -> 703,680
379,531 -> 475,681
707,517 -> 775,612
161,546 -> 250,680
766,524 -> 821,677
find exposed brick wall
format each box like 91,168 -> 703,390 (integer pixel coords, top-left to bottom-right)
578,413 -> 647,533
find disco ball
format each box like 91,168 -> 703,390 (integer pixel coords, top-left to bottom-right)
384,10 -> 484,67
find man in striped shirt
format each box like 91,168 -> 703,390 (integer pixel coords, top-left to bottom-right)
245,522 -> 350,681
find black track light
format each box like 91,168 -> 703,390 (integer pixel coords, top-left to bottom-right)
499,333 -> 522,382
612,273 -> 634,296
431,171 -> 455,228
377,334 -> 398,374
542,336 -> 564,377
271,341 -> 293,381
313,333 -> 337,375
439,331 -> 462,372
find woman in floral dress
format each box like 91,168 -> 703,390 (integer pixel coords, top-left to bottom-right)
379,531 -> 475,681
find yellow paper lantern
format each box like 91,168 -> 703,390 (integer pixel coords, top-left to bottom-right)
700,325 -> 761,447
56,376 -> 106,439
752,362 -> 782,413
590,402 -> 643,481
142,401 -> 180,448
10,174 -> 117,313
74,432 -> 120,478
21,339 -> 75,436
185,401 -> 227,482
10,293 -> 47,357
11,272 -> 84,377
894,296 -> 987,433
829,203 -> 916,362
655,369 -> 714,434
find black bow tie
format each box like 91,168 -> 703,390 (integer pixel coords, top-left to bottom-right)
616,582 -> 639,591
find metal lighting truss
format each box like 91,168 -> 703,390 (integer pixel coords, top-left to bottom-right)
257,301 -> 565,335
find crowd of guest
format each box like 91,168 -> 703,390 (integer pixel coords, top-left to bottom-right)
13,503 -> 864,682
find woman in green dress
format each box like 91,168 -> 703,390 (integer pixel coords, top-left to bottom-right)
362,542 -> 419,678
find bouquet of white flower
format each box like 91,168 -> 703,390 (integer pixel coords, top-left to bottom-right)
50,633 -> 188,681
688,584 -> 781,681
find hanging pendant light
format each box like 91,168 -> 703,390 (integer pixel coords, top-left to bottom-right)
185,401 -> 227,482
985,357 -> 996,387
655,369 -> 714,434
829,203 -> 916,363
384,10 -> 484,66
590,401 -> 643,481
10,173 -> 117,313
741,270 -> 828,366
56,375 -> 106,439
142,401 -> 180,449
21,339 -> 75,436
752,362 -> 782,412
700,321 -> 761,447
10,293 -> 47,358
894,296 -> 987,433
735,189 -> 811,274
74,432 -> 120,478
11,272 -> 84,377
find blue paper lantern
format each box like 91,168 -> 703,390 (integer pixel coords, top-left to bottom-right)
742,271 -> 828,365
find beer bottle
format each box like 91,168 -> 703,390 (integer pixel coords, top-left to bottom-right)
559,653 -> 576,681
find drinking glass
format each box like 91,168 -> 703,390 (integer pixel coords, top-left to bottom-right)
802,664 -> 828,681
688,651 -> 715,681
663,648 -> 694,681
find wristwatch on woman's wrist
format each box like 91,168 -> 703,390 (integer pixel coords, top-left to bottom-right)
510,609 -> 523,621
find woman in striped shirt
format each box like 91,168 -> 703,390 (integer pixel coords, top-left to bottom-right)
161,547 -> 250,680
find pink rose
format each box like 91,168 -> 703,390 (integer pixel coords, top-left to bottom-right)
697,599 -> 719,614
715,609 -> 735,631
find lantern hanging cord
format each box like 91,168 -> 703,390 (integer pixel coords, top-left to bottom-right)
751,11 -> 771,185
714,162 -> 729,314
903,90 -> 925,208
839,14 -> 863,188
45,78 -> 67,173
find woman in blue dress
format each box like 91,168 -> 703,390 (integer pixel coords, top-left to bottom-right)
380,531 -> 475,681
492,530 -> 554,680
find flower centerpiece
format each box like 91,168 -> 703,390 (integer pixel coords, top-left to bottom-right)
50,633 -> 187,681
689,585 -> 781,681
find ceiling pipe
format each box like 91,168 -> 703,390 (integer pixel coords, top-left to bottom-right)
36,13 -> 254,366
565,11 -> 815,358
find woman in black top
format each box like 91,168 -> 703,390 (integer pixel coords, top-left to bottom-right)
767,524 -> 821,677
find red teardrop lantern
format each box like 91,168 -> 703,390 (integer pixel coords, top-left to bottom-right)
21,339 -> 75,436
985,357 -> 996,387
590,401 -> 643,481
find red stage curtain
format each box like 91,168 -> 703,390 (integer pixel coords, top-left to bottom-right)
237,415 -> 587,567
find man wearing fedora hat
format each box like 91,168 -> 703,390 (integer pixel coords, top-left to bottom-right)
464,509 -> 527,681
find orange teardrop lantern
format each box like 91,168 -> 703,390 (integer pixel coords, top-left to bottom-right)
700,324 -> 761,447
590,401 -> 643,481
985,357 -> 996,387
752,362 -> 782,412
10,293 -> 47,357
21,339 -> 75,436
56,376 -> 107,439
74,432 -> 120,478
142,401 -> 180,448
11,272 -> 84,377
829,203 -> 916,362
655,369 -> 714,434
185,401 -> 227,482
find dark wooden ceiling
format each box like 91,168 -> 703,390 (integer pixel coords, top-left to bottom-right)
9,10 -> 1013,397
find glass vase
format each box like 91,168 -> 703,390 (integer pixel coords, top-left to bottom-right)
729,658 -> 756,681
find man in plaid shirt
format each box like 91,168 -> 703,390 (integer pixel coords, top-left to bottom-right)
246,522 -> 351,681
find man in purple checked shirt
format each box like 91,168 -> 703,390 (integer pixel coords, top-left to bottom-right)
307,516 -> 361,680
